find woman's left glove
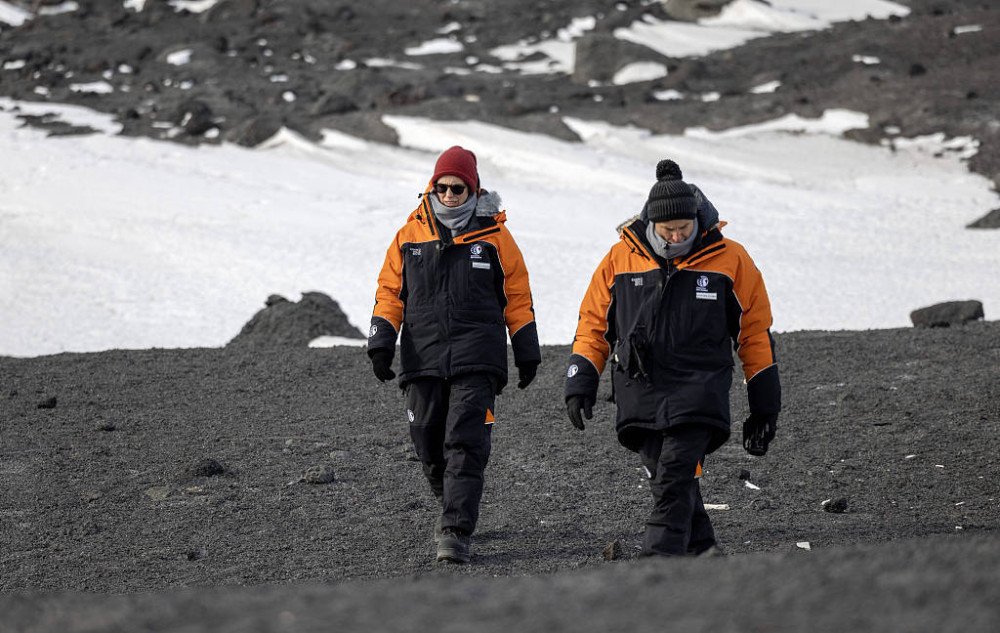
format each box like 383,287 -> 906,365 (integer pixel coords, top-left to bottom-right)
516,361 -> 538,389
742,413 -> 777,456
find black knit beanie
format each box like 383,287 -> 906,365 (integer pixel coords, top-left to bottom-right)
645,159 -> 698,223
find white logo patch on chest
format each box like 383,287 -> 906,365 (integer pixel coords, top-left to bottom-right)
470,243 -> 490,269
695,274 -> 717,300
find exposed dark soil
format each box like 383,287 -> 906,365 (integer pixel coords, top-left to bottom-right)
1,322 -> 999,630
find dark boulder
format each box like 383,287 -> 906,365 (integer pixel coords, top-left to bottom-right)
572,32 -> 670,85
308,92 -> 359,117
307,112 -> 400,146
188,458 -> 228,478
910,300 -> 985,328
661,0 -> 734,22
228,291 -> 364,347
967,208 -> 1000,229
174,99 -> 215,135
201,0 -> 259,23
225,115 -> 283,147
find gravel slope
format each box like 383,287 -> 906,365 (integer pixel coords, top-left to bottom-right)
1,322 -> 998,630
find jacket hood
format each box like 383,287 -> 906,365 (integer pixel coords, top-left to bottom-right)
637,182 -> 720,231
475,190 -> 503,217
619,183 -> 724,256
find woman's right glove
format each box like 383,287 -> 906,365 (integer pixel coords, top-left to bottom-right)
566,395 -> 594,430
369,349 -> 396,382
742,412 -> 777,456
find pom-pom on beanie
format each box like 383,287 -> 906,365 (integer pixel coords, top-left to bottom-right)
431,145 -> 479,190
645,159 -> 698,223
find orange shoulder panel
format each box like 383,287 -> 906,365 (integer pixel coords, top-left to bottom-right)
371,205 -> 435,331
572,239 -> 657,373
724,240 -> 776,381
493,224 -> 536,338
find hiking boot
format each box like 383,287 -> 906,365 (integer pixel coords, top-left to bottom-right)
433,516 -> 444,544
694,544 -> 725,558
436,527 -> 471,564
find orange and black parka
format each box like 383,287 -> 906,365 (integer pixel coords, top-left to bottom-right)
369,187 -> 540,391
565,201 -> 780,454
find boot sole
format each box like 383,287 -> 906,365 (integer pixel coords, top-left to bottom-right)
436,552 -> 470,564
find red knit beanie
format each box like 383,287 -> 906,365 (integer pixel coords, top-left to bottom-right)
431,146 -> 479,190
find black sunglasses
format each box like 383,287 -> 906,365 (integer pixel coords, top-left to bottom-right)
434,183 -> 467,195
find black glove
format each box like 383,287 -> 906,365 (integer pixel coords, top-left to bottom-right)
370,349 -> 396,382
566,395 -> 594,430
743,412 -> 777,456
517,362 -> 538,389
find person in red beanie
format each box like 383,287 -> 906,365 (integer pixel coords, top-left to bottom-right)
368,145 -> 541,564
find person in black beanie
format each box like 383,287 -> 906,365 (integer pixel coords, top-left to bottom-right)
564,159 -> 781,557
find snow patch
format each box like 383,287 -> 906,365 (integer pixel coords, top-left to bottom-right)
612,62 -> 667,85
404,38 -> 464,56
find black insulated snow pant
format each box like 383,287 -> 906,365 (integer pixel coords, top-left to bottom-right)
405,373 -> 495,535
638,424 -> 717,556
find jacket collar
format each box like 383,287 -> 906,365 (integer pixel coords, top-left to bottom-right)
408,188 -> 507,241
618,216 -> 726,265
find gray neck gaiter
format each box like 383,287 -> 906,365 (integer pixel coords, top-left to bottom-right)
645,218 -> 699,261
430,192 -> 478,231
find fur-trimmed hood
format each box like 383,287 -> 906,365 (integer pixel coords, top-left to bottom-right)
474,190 -> 503,217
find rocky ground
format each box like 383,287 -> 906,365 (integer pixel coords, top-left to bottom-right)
1,321 -> 999,630
2,0 -> 1000,630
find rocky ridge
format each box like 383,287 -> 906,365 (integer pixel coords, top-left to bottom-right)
0,0 -> 997,220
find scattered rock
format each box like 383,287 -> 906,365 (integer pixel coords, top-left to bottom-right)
225,115 -> 283,147
823,498 -> 849,514
910,300 -> 984,328
602,540 -> 622,561
738,469 -> 751,481
189,458 -> 228,478
144,486 -> 172,501
174,99 -> 215,136
94,420 -> 116,432
228,291 -> 364,348
186,549 -> 207,561
36,396 -> 57,409
300,465 -> 336,484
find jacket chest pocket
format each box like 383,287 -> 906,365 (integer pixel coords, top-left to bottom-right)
670,273 -> 730,356
403,246 -> 439,304
451,243 -> 499,305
